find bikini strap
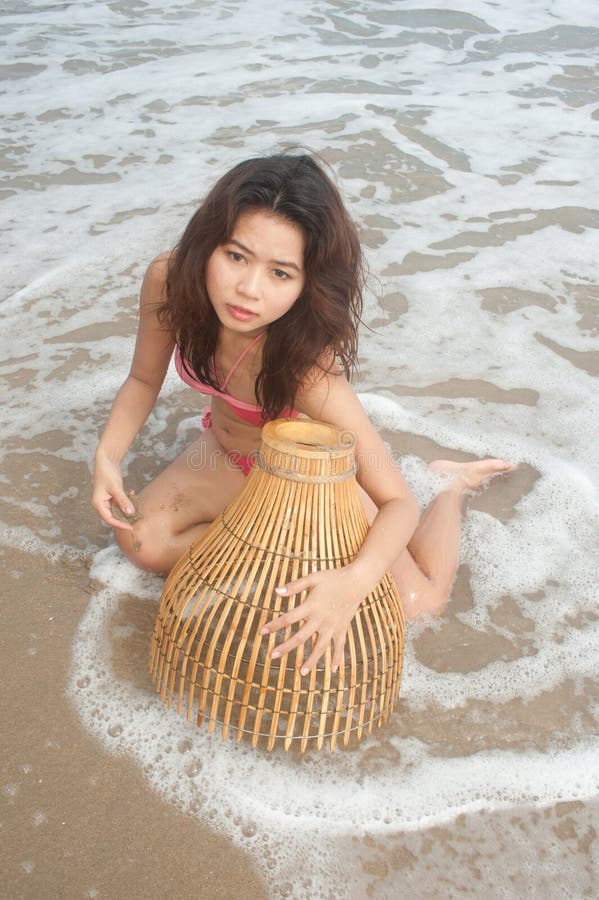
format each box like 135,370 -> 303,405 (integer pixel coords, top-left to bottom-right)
220,331 -> 265,390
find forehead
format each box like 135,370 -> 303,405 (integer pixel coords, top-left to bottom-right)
230,209 -> 305,263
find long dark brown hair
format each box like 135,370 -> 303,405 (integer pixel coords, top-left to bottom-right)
159,154 -> 365,419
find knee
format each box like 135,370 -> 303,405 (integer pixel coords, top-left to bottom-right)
113,517 -> 171,575
400,588 -> 447,621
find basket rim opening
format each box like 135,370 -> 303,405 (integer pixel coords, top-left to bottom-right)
262,418 -> 355,457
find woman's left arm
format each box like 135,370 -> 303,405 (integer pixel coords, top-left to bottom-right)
261,371 -> 420,674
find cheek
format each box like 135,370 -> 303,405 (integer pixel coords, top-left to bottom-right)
280,293 -> 299,316
279,286 -> 302,315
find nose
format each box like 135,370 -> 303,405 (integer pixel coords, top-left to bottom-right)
237,265 -> 262,300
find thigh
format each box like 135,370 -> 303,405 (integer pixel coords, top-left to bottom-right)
135,429 -> 247,532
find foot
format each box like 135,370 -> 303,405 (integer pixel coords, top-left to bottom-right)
428,458 -> 518,492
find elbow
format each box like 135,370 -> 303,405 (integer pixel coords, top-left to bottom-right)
126,371 -> 164,394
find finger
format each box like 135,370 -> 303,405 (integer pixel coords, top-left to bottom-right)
261,602 -> 310,635
107,517 -> 135,532
275,573 -> 318,598
113,491 -> 136,517
101,510 -> 135,531
299,635 -> 331,676
94,499 -> 135,531
331,633 -> 347,674
270,621 -> 316,661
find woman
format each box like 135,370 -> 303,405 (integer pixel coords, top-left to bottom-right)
92,154 -> 516,674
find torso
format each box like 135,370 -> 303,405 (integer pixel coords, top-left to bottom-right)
177,330 -> 298,456
210,395 -> 264,455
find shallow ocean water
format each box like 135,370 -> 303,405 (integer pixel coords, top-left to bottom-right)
1,1 -> 598,897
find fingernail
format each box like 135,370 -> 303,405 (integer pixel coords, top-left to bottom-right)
260,627 -> 268,635
300,666 -> 309,676
332,665 -> 338,674
271,650 -> 280,659
275,587 -> 287,595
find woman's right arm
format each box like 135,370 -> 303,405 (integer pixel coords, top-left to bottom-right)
92,254 -> 175,530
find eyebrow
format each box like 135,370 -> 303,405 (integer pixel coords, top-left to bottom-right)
226,238 -> 302,273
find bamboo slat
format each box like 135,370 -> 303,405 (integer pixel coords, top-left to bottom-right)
149,419 -> 405,751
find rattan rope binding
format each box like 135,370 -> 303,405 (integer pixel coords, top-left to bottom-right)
150,418 -> 405,752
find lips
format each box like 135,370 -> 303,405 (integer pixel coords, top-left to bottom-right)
227,304 -> 257,322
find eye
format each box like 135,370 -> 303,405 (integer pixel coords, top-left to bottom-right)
272,268 -> 290,280
227,250 -> 244,263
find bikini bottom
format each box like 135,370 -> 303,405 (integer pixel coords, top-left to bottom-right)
201,406 -> 256,477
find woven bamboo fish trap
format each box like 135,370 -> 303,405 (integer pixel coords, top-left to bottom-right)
150,418 -> 405,752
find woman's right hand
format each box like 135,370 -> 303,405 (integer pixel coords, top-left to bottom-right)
92,451 -> 136,531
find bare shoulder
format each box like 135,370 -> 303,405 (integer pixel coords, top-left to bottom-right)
131,252 -> 176,381
138,251 -> 173,310
144,251 -> 173,288
296,363 -> 364,422
296,361 -> 413,505
297,349 -> 341,394
295,357 -> 382,449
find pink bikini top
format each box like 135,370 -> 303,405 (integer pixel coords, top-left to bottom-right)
174,332 -> 299,426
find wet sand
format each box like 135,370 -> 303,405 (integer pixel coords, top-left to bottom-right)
3,550 -> 598,898
1,548 -> 267,899
1,413 -> 597,898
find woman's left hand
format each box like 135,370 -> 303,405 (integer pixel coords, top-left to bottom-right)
261,566 -> 366,675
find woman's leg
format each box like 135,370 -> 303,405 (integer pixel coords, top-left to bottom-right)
113,429 -> 246,574
362,458 -> 517,619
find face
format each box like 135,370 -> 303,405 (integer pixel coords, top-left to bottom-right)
205,209 -> 306,337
